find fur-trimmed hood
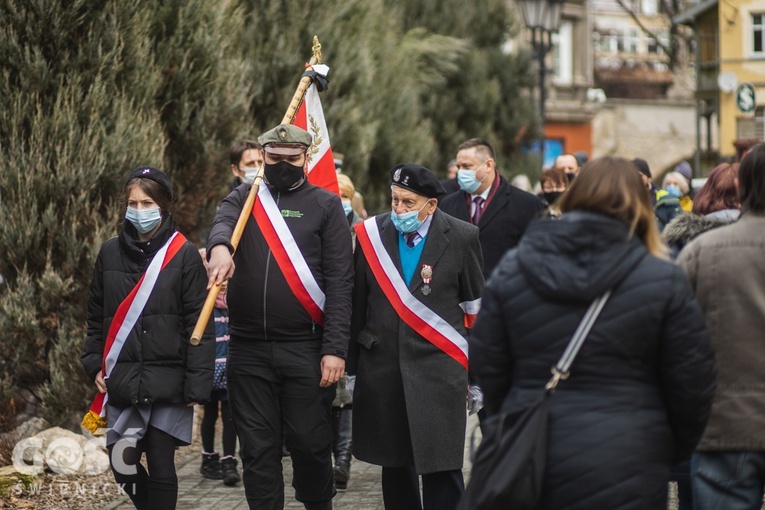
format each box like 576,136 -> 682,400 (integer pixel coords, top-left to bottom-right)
662,214 -> 724,246
662,213 -> 730,258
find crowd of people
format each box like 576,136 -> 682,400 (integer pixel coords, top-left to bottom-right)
81,122 -> 765,510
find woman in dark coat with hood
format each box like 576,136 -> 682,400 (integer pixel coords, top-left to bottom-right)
81,166 -> 214,510
468,156 -> 716,509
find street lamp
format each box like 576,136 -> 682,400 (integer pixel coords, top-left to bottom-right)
518,0 -> 563,163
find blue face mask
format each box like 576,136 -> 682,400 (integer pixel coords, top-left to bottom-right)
391,202 -> 428,234
456,161 -> 487,193
126,206 -> 162,234
342,199 -> 353,216
665,184 -> 681,198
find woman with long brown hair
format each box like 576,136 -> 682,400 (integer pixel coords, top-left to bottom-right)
468,156 -> 716,509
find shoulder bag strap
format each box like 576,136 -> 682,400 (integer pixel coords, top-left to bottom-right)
545,290 -> 612,392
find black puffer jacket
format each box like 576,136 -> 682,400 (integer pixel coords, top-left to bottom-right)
470,212 -> 716,510
81,217 -> 215,407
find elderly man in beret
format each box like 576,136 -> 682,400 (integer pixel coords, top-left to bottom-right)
206,124 -> 353,510
349,163 -> 484,510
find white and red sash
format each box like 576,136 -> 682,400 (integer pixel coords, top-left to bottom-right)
87,231 -> 187,420
460,298 -> 481,329
355,218 -> 474,370
252,184 -> 325,325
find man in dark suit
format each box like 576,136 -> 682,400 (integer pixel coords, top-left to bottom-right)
439,138 -> 545,279
349,164 -> 484,510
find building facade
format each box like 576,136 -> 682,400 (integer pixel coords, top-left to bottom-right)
588,0 -> 703,177
544,0 -> 600,164
678,0 -> 765,165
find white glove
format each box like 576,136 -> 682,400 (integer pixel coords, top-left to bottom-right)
467,384 -> 484,416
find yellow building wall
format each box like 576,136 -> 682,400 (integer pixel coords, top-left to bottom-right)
718,0 -> 765,157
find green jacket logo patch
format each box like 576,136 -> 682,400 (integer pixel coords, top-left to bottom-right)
281,209 -> 303,218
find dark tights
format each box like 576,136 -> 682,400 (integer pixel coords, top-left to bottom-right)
107,425 -> 178,510
201,399 -> 236,457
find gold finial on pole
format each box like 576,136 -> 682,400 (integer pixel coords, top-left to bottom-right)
311,36 -> 323,65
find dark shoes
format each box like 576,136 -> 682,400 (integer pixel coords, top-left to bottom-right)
201,452 -> 240,486
333,407 -> 353,491
200,452 -> 222,480
221,457 -> 241,486
333,461 -> 350,491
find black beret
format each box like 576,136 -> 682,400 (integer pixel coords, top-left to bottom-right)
632,158 -> 652,179
390,163 -> 446,199
125,166 -> 173,199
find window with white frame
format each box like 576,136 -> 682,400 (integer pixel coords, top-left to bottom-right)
597,30 -> 622,54
553,21 -> 573,85
625,28 -> 639,53
657,30 -> 670,55
753,14 -> 765,55
592,31 -> 602,51
647,35 -> 659,54
642,0 -> 658,15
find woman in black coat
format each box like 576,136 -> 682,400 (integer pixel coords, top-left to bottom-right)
469,157 -> 716,509
81,166 -> 214,510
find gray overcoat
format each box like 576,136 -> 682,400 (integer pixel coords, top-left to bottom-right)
349,209 -> 484,474
678,212 -> 765,450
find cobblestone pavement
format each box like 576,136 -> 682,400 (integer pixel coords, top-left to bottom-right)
103,416 -> 479,510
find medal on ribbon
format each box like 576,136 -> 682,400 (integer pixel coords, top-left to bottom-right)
421,264 -> 433,295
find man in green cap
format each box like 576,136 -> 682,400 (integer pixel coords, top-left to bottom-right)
206,124 -> 354,510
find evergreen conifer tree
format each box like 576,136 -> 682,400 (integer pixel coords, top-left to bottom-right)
237,0 -> 536,212
0,0 -> 250,429
0,0 -> 537,430
0,1 -> 165,429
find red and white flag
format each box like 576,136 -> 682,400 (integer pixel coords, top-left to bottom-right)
293,64 -> 339,194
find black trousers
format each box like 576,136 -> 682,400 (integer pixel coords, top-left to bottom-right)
381,465 -> 464,510
227,338 -> 335,510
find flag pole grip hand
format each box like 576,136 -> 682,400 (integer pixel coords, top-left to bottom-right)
190,171 -> 263,347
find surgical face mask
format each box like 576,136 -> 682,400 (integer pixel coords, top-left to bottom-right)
241,167 -> 260,185
126,206 -> 161,234
342,199 -> 353,216
264,161 -> 305,192
665,184 -> 681,198
391,201 -> 428,234
456,161 -> 487,193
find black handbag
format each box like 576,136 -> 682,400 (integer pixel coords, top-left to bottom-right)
459,291 -> 612,510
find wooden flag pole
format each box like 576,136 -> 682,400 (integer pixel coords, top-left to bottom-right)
190,36 -> 323,346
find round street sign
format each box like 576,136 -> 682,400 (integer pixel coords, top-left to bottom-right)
736,83 -> 757,114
